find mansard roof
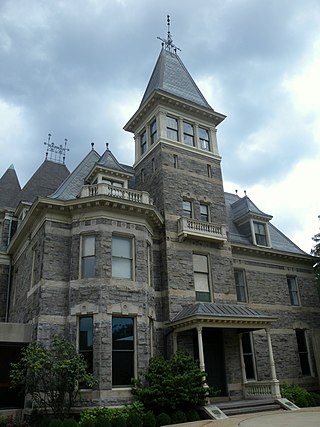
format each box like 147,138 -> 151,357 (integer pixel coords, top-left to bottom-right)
224,192 -> 307,255
0,165 -> 21,209
140,48 -> 213,110
231,194 -> 273,223
13,160 -> 69,207
50,148 -> 100,200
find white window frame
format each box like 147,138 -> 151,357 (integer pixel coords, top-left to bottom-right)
193,253 -> 211,302
287,276 -> 300,306
240,332 -> 257,381
234,270 -> 248,302
80,234 -> 96,278
251,220 -> 270,247
112,235 -> 134,280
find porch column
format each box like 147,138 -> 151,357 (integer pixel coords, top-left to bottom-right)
173,330 -> 178,354
238,333 -> 247,383
265,328 -> 281,398
197,326 -> 205,372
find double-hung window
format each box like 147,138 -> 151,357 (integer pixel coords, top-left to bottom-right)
253,221 -> 268,246
112,317 -> 135,387
112,235 -> 133,279
295,329 -> 311,375
183,122 -> 194,146
182,200 -> 192,218
166,116 -> 178,141
79,316 -> 93,374
234,270 -> 248,302
200,204 -> 209,222
81,235 -> 95,278
287,276 -> 300,306
241,332 -> 256,380
199,127 -> 210,151
193,254 -> 210,302
150,119 -> 157,144
140,130 -> 147,154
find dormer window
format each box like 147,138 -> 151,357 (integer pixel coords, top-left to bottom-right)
183,122 -> 194,146
166,116 -> 178,141
253,221 -> 268,246
101,177 -> 123,188
199,127 -> 210,151
140,130 -> 147,154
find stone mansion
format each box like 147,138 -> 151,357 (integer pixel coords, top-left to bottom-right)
0,35 -> 319,409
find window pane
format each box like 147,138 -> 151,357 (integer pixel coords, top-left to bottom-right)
82,256 -> 95,278
79,317 -> 93,350
166,116 -> 178,130
242,333 -> 256,380
193,254 -> 208,273
235,270 -> 247,302
296,330 -> 311,375
183,122 -> 194,135
200,204 -> 209,221
183,200 -> 192,217
83,236 -> 95,256
199,127 -> 210,151
112,258 -> 132,279
112,317 -> 134,350
196,291 -> 210,302
112,350 -> 134,386
194,272 -> 209,292
112,236 -> 132,258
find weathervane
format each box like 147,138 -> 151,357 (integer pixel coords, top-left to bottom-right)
157,15 -> 181,53
44,133 -> 70,164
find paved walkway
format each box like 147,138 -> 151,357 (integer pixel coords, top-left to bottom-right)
169,407 -> 320,427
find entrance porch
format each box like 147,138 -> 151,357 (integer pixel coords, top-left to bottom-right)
169,302 -> 281,400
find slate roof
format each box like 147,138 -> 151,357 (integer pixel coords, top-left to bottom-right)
94,147 -> 133,175
231,195 -> 272,222
224,192 -> 307,255
0,165 -> 21,209
172,302 -> 274,322
13,160 -> 69,207
50,149 -> 100,200
140,48 -> 213,110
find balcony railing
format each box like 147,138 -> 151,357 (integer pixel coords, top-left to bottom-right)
79,183 -> 154,205
244,380 -> 281,399
177,217 -> 227,243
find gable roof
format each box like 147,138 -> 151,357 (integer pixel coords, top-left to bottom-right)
50,149 -> 100,200
88,146 -> 134,178
140,48 -> 213,110
0,165 -> 21,209
225,192 -> 307,255
13,160 -> 69,207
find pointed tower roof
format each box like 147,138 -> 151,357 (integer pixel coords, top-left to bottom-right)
13,160 -> 70,207
231,195 -> 273,223
140,48 -> 213,110
0,164 -> 21,209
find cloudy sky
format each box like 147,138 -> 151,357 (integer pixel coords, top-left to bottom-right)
1,0 -> 319,253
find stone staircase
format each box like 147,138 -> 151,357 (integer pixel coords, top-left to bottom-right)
216,399 -> 282,416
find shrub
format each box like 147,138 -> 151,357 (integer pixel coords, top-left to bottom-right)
48,420 -> 64,427
63,419 -> 78,427
0,416 -> 30,427
171,410 -> 187,424
280,384 -> 319,407
142,411 -> 156,427
132,351 -> 207,414
110,416 -> 126,427
186,409 -> 200,421
155,413 -> 171,427
94,416 -> 111,427
126,412 -> 142,427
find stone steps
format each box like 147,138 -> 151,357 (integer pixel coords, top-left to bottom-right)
216,399 -> 282,416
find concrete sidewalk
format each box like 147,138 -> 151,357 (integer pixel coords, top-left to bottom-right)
169,407 -> 320,427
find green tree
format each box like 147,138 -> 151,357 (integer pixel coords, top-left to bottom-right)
311,230 -> 320,292
10,335 -> 95,419
132,351 -> 207,414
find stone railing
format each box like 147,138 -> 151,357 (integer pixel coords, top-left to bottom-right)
244,380 -> 281,399
177,217 -> 227,243
79,183 -> 154,205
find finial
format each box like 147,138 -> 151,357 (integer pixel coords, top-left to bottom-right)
44,133 -> 70,164
106,143 -> 109,150
157,15 -> 181,53
91,142 -> 94,149
244,190 -> 247,196
235,189 -> 238,194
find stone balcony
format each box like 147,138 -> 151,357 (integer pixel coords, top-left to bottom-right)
79,183 -> 154,205
177,217 -> 227,243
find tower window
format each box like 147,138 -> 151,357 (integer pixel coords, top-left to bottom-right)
173,154 -> 178,169
140,130 -> 147,154
81,235 -> 95,278
150,119 -> 157,144
166,116 -> 178,141
112,317 -> 135,386
199,127 -> 210,151
234,270 -> 248,302
183,122 -> 194,146
207,164 -> 212,177
253,222 -> 268,246
193,254 -> 210,302
287,276 -> 300,306
79,316 -> 93,374
182,200 -> 192,218
200,204 -> 209,222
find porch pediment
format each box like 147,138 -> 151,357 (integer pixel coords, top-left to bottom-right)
169,302 -> 276,331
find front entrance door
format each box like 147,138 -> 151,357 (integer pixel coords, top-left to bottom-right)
202,328 -> 227,395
